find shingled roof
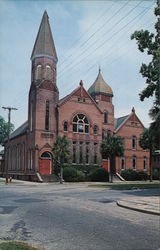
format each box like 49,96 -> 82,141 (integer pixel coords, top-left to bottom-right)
114,115 -> 129,132
31,11 -> 58,62
9,121 -> 28,141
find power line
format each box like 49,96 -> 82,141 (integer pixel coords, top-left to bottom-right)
58,1 -> 143,76
58,1 -> 151,82
6,1 -> 154,107
59,1 -> 115,66
59,0 -> 130,72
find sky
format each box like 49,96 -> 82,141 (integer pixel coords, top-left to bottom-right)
0,0 -> 156,131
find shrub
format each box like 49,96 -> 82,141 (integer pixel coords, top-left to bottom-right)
63,167 -> 85,182
121,169 -> 149,181
63,167 -> 77,182
121,169 -> 139,181
76,170 -> 85,182
152,169 -> 160,180
138,171 -> 148,181
76,164 -> 99,174
87,168 -> 109,182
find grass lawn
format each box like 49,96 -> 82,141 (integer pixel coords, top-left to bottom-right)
88,182 -> 160,190
0,241 -> 42,250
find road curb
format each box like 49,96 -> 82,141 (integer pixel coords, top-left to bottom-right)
116,200 -> 160,216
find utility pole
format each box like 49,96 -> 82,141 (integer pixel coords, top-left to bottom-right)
2,106 -> 17,184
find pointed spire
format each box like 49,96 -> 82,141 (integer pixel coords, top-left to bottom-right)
132,107 -> 135,113
31,11 -> 58,62
99,65 -> 101,74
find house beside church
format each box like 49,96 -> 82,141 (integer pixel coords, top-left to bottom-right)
1,11 -> 149,181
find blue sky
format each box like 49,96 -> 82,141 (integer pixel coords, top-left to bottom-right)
0,0 -> 156,130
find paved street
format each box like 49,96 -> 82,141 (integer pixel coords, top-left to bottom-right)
0,182 -> 160,250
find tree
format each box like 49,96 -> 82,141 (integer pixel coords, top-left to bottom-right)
0,116 -> 14,146
131,0 -> 160,148
52,136 -> 70,183
101,134 -> 124,182
139,128 -> 154,182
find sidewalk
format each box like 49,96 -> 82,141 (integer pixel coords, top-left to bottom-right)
117,196 -> 160,216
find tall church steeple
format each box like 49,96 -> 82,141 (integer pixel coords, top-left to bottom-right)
31,10 -> 58,62
28,11 -> 59,135
31,11 -> 58,86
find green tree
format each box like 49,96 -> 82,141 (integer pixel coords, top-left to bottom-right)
101,134 -> 124,182
139,128 -> 155,182
0,116 -> 14,146
52,136 -> 70,183
131,0 -> 160,148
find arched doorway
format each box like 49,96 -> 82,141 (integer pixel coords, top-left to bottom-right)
40,152 -> 54,175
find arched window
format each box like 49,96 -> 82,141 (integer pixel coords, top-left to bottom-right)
144,156 -> 147,170
73,114 -> 89,133
94,142 -> 97,164
41,152 -> 51,158
64,121 -> 68,132
46,65 -> 51,80
102,129 -> 105,140
133,156 -> 136,170
93,125 -> 98,134
86,142 -> 89,164
45,100 -> 49,130
132,136 -> 136,149
72,141 -> 76,163
121,156 -> 125,170
36,65 -> 42,80
104,111 -> 108,124
30,102 -> 33,132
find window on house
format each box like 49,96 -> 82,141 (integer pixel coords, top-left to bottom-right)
132,136 -> 136,149
45,100 -> 49,130
22,143 -> 25,170
79,142 -> 83,164
93,125 -> 98,135
104,111 -> 108,124
64,121 -> 68,132
144,156 -> 147,170
73,114 -> 89,133
133,156 -> 136,170
72,141 -> 76,164
46,65 -> 51,80
121,156 -> 125,170
102,129 -> 105,140
86,142 -> 89,164
30,150 -> 33,170
94,142 -> 97,164
107,130 -> 111,138
36,65 -> 42,80
30,103 -> 33,132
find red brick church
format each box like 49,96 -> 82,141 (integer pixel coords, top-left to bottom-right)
2,11 -> 149,181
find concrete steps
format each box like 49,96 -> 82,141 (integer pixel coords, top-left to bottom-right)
112,173 -> 125,182
40,174 -> 60,182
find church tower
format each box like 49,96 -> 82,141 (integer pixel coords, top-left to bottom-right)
88,68 -> 114,133
28,11 -> 58,173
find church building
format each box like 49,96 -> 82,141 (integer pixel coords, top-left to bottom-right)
2,11 -> 149,181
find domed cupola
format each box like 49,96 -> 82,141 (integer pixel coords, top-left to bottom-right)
88,68 -> 113,97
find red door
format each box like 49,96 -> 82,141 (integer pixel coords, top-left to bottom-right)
40,159 -> 51,174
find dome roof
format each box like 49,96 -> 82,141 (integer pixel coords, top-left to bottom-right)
88,69 -> 113,97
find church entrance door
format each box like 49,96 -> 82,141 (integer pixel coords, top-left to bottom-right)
40,152 -> 53,175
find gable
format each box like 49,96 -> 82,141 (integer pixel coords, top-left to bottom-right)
115,111 -> 144,133
127,112 -> 144,128
58,82 -> 102,114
